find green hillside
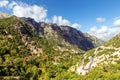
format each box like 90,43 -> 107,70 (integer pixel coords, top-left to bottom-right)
1,16 -> 120,80
0,16 -> 85,80
104,33 -> 120,47
76,33 -> 120,80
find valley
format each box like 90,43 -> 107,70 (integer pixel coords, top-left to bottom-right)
0,13 -> 120,80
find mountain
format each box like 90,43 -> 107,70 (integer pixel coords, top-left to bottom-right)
50,25 -> 94,50
21,17 -> 104,51
83,33 -> 104,47
76,33 -> 120,79
0,13 -> 104,79
0,15 -> 81,79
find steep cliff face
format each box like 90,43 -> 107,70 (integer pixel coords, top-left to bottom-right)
20,17 -> 44,36
51,25 -> 95,50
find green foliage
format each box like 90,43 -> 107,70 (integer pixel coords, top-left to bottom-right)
0,17 -> 84,79
97,49 -> 115,56
75,63 -> 120,80
1,16 -> 120,80
104,34 -> 120,47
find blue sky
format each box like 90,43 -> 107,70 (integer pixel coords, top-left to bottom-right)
0,0 -> 120,41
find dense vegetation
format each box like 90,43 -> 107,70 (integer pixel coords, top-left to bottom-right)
79,32 -> 120,80
77,62 -> 120,80
1,16 -> 120,80
0,17 -> 84,80
104,33 -> 120,47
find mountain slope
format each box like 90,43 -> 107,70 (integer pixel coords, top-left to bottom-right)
20,17 -> 82,53
50,25 -> 95,50
83,33 -> 104,47
21,17 -> 103,51
0,15 -> 85,79
104,33 -> 120,47
76,33 -> 120,79
0,13 -> 104,79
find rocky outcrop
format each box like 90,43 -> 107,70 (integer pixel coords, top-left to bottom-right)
20,17 -> 43,36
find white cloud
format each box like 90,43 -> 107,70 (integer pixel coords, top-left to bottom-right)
114,19 -> 120,27
52,16 -> 70,26
0,0 -> 9,7
52,16 -> 57,23
88,26 -> 120,41
52,15 -> 81,28
1,1 -> 81,29
45,18 -> 51,23
114,16 -> 120,20
13,5 -> 47,22
72,23 -> 81,28
4,1 -> 47,22
8,1 -> 17,9
96,17 -> 106,22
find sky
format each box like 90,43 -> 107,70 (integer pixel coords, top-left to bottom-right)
0,0 -> 120,41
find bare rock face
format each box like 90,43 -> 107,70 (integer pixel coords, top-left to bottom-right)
20,17 -> 102,51
51,25 -> 95,51
20,17 -> 44,36
0,12 -> 11,18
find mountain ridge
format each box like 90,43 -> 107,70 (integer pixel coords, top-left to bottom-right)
20,16 -> 103,51
0,12 -> 104,51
